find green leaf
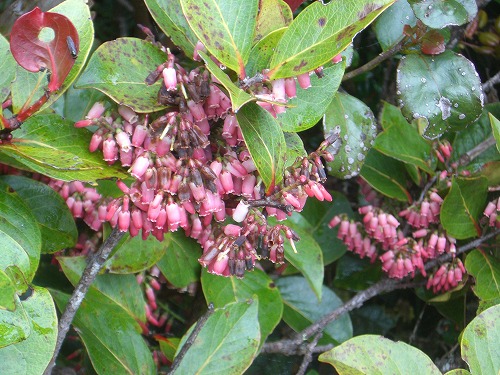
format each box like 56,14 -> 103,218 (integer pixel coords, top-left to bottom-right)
301,191 -> 352,265
246,28 -> 287,77
198,51 -> 254,112
408,0 -> 477,29
451,104 -> 500,174
54,85 -> 106,123
180,0 -> 259,77
0,269 -> 16,311
236,102 -> 286,191
0,175 -> 77,253
444,370 -> 472,375
489,113 -> 500,153
0,287 -> 57,375
267,0 -> 395,79
0,294 -> 31,347
105,231 -> 167,274
144,0 -> 198,58
284,132 -> 307,169
0,180 -> 41,286
441,176 -> 487,239
0,114 -> 128,183
374,102 -> 436,173
461,305 -> 500,375
10,0 -> 94,112
201,268 -> 282,345
275,214 -> 324,301
76,38 -> 167,113
373,0 -> 417,51
158,336 -> 180,362
397,51 -> 483,140
334,254 -> 383,290
279,62 -> 345,132
324,92 -> 377,178
51,289 -> 156,375
0,34 -> 16,103
174,300 -> 260,374
276,276 -> 353,345
319,334 -> 441,374
465,249 -> 500,302
254,0 -> 293,43
156,231 -> 201,288
58,256 -> 146,322
360,149 -> 412,202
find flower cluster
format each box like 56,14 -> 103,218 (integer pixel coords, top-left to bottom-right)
66,49 -> 337,277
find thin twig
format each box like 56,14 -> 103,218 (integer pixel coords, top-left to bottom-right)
168,303 -> 215,374
342,39 -> 405,82
296,332 -> 323,375
44,227 -> 126,375
409,304 -> 427,344
457,135 -> 497,167
482,71 -> 500,93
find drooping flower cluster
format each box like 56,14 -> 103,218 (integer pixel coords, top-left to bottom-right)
63,49 -> 337,277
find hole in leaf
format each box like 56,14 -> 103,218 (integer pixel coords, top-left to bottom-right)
38,27 -> 55,43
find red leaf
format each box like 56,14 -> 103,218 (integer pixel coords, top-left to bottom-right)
421,30 -> 445,55
10,7 -> 79,92
282,0 -> 307,12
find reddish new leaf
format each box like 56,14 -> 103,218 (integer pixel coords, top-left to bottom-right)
10,7 -> 79,92
283,0 -> 307,12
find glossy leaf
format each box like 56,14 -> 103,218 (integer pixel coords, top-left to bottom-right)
408,0 -> 477,29
0,269 -> 16,311
461,305 -> 500,375
319,334 -> 441,374
51,289 -> 155,375
284,132 -> 307,168
451,104 -> 500,174
58,256 -> 146,322
373,0 -> 417,51
236,102 -> 286,191
0,175 -> 77,253
201,268 -> 282,345
174,300 -> 260,374
0,34 -> 16,103
198,51 -> 254,112
254,0 -> 293,43
0,287 -> 57,375
53,85 -> 106,123
144,0 -> 198,58
0,180 -> 41,286
360,149 -> 412,202
441,176 -> 487,239
10,0 -> 93,112
180,0 -> 259,78
374,102 -> 435,174
156,231 -> 201,288
0,114 -> 128,183
276,276 -> 352,345
267,0 -> 395,79
246,28 -> 287,77
396,51 -> 483,139
324,92 -> 377,178
277,214 -> 324,300
279,62 -> 345,132
10,7 -> 78,92
105,231 -> 167,274
489,113 -> 500,153
76,38 -> 167,113
465,249 -> 500,302
301,191 -> 352,265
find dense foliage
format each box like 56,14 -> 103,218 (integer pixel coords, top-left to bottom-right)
0,0 -> 499,374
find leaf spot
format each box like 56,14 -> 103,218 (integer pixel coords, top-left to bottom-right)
318,17 -> 326,27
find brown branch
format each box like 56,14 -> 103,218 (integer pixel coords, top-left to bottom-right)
44,227 -> 126,375
296,332 -> 323,375
457,135 -> 497,167
168,303 -> 215,374
342,39 -> 405,82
